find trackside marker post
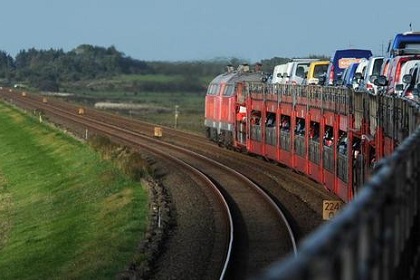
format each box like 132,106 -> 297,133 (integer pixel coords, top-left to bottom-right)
323,200 -> 343,220
154,127 -> 162,137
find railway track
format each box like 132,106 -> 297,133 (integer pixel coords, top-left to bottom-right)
1,89 -> 303,278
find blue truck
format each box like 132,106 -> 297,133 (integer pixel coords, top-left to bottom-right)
323,49 -> 373,86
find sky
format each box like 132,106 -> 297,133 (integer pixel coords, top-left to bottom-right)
1,0 -> 420,63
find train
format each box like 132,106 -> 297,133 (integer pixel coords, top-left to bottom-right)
204,63 -> 420,202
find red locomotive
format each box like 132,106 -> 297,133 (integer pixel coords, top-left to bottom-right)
204,64 -> 266,150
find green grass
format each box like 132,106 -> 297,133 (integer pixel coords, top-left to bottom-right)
0,102 -> 148,279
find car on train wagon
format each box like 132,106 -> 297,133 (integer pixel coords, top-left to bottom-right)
271,63 -> 288,84
355,58 -> 369,77
350,58 -> 369,90
355,56 -> 384,94
322,49 -> 373,86
283,59 -> 319,85
338,62 -> 359,89
399,61 -> 420,100
304,60 -> 329,85
379,55 -> 420,96
388,31 -> 420,57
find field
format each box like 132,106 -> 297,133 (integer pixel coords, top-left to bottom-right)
65,91 -> 206,134
0,102 -> 148,279
60,74 -> 209,134
56,91 -> 205,134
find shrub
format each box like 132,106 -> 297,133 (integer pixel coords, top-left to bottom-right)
88,135 -> 151,181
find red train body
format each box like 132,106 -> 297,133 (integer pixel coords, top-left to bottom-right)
204,66 -> 419,202
204,65 -> 265,149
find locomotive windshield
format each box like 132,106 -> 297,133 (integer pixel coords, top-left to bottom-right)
206,83 -> 220,95
222,84 -> 235,96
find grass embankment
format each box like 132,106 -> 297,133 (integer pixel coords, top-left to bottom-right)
0,102 -> 149,279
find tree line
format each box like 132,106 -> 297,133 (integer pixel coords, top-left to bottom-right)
0,44 -> 326,92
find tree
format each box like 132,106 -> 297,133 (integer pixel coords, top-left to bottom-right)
0,51 -> 15,83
